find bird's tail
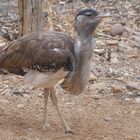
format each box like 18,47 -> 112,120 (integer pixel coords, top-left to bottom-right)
0,45 -> 25,75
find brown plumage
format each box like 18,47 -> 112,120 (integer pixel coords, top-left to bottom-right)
0,9 -> 109,133
0,32 -> 75,71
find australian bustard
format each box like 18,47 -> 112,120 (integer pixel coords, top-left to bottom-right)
0,9 -> 109,133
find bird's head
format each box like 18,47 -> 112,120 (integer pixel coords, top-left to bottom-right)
75,9 -> 110,38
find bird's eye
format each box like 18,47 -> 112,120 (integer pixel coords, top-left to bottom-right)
85,12 -> 93,17
87,14 -> 92,17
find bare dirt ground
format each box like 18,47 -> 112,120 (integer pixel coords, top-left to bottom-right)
0,0 -> 140,140
0,77 -> 140,140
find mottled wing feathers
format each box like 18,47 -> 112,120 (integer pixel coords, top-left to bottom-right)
0,40 -> 32,67
0,31 -> 76,71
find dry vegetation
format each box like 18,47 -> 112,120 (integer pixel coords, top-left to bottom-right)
0,0 -> 140,140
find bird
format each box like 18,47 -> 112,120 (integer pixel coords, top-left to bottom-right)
0,9 -> 109,133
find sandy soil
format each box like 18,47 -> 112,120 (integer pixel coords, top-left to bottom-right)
0,59 -> 140,140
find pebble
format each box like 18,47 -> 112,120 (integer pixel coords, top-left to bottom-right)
137,134 -> 140,138
94,49 -> 105,55
126,81 -> 140,91
27,128 -> 32,131
112,86 -> 123,93
90,72 -> 97,81
0,99 -> 9,104
37,93 -> 43,98
111,53 -> 119,63
90,82 -> 106,91
91,95 -> 101,100
104,117 -> 112,122
17,104 -> 25,108
135,97 -> 140,103
23,94 -> 30,100
131,110 -> 136,115
111,23 -> 125,36
136,75 -> 140,80
124,98 -> 130,101
106,40 -> 118,45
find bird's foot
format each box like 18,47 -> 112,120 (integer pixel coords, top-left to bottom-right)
64,127 -> 74,134
43,121 -> 50,130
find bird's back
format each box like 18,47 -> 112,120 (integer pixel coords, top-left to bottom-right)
0,31 -> 76,72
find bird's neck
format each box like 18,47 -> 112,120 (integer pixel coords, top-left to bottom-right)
75,35 -> 94,76
62,36 -> 95,95
72,35 -> 94,94
79,35 -> 94,60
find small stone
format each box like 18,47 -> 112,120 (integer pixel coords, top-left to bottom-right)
106,40 -> 118,45
0,99 -> 9,104
126,81 -> 140,91
104,117 -> 112,122
111,23 -> 125,36
91,82 -> 106,91
125,98 -> 130,101
116,77 -> 124,81
91,95 -> 101,100
136,75 -> 140,80
37,93 -> 43,98
94,49 -> 105,55
59,1 -> 66,5
111,53 -> 118,63
23,94 -> 30,100
135,97 -> 140,103
137,134 -> 140,138
17,104 -> 25,108
131,110 -> 136,115
28,128 -> 32,131
112,86 -> 123,93
90,72 -> 97,81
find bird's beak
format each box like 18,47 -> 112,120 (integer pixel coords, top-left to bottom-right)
98,12 -> 111,18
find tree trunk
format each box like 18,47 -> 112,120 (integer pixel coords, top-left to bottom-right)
18,0 -> 43,36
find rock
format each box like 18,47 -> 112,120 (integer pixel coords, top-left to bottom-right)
104,117 -> 112,122
59,1 -> 66,5
135,97 -> 140,103
66,0 -> 73,3
131,110 -> 136,114
111,53 -> 119,63
115,77 -> 125,82
23,94 -> 30,100
27,128 -> 32,131
17,104 -> 25,108
136,75 -> 140,80
91,82 -> 106,91
106,40 -> 118,45
94,49 -> 105,55
81,0 -> 91,3
37,93 -> 43,98
90,72 -> 97,81
126,81 -> 140,91
91,68 -> 100,77
91,95 -> 101,100
0,99 -> 9,104
137,134 -> 140,139
111,23 -> 125,36
112,86 -> 123,93
124,98 -> 130,101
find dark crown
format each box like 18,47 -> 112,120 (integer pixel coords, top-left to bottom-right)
75,9 -> 99,20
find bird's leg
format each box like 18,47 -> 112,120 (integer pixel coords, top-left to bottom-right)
50,88 -> 73,133
43,88 -> 50,129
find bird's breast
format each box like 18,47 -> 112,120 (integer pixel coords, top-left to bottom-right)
24,68 -> 69,88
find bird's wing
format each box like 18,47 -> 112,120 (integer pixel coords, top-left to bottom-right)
0,31 -> 76,71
